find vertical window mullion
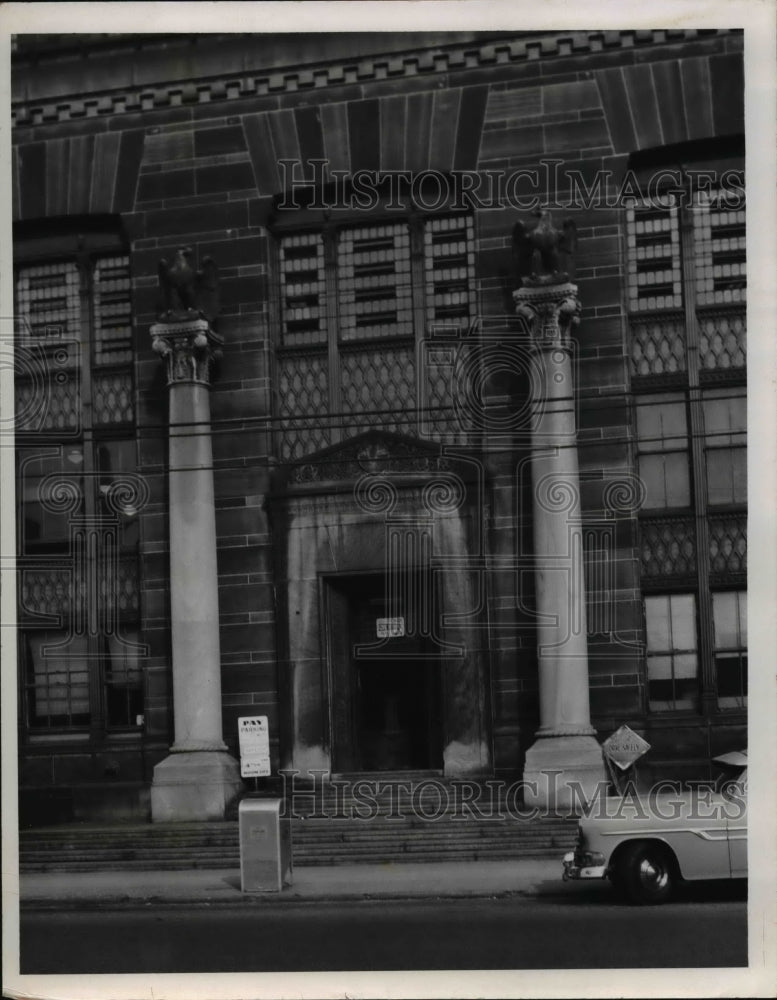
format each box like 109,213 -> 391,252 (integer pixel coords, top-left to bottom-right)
680,205 -> 715,715
323,228 -> 341,443
78,254 -> 105,735
410,218 -> 426,438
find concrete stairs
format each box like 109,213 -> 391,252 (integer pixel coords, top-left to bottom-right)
19,777 -> 578,872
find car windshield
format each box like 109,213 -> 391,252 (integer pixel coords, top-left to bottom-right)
716,767 -> 747,799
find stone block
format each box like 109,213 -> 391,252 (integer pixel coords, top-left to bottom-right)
137,168 -> 195,202
194,125 -> 247,158
543,116 -> 610,154
150,750 -> 244,822
522,735 -> 606,810
195,161 -> 256,196
480,124 -> 544,161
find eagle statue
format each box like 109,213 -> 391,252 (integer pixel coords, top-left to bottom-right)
157,248 -> 220,327
512,209 -> 577,286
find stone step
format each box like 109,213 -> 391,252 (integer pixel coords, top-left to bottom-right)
21,839 -> 568,866
22,848 -> 561,873
21,828 -> 573,855
21,824 -> 573,850
21,831 -> 573,859
21,818 -> 571,839
19,806 -> 578,872
21,843 -> 567,866
18,817 -> 578,836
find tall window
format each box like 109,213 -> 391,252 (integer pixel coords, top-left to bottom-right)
645,594 -> 698,711
702,389 -> 747,506
15,240 -> 142,733
635,393 -> 691,509
275,212 -> 475,460
628,176 -> 747,714
712,591 -> 747,709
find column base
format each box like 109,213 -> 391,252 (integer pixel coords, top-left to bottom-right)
522,735 -> 606,811
151,751 -> 244,822
443,738 -> 490,778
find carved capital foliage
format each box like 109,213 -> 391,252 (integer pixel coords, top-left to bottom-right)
151,319 -> 223,387
513,281 -> 581,351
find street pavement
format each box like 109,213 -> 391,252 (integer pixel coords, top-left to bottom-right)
19,894 -> 748,972
13,860 -> 748,972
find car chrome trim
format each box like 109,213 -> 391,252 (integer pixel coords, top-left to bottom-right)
599,827 -> 729,841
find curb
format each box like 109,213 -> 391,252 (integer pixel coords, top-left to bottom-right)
20,885 -> 567,912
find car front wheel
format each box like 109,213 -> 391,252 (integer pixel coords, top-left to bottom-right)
615,842 -> 675,905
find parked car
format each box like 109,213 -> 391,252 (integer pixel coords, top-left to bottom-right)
562,751 -> 747,904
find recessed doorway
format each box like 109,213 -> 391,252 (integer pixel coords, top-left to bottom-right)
327,574 -> 443,773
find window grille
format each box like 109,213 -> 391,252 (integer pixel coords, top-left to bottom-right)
94,255 -> 133,365
338,223 -> 413,342
279,232 -> 326,347
626,199 -> 681,312
424,215 -> 475,327
15,261 -> 80,341
693,195 -> 746,306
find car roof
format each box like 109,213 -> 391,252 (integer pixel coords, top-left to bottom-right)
712,750 -> 748,767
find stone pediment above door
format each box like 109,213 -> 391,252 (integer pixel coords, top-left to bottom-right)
283,430 -> 469,490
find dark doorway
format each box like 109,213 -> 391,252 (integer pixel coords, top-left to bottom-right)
327,574 -> 443,772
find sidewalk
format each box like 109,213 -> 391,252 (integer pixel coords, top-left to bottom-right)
17,858 -> 594,910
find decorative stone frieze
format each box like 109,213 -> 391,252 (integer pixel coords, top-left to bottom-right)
285,431 -> 459,487
12,29 -> 738,127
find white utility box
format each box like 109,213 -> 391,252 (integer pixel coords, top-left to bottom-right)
238,797 -> 293,893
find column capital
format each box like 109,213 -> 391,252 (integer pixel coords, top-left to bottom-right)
151,317 -> 224,387
513,281 -> 581,351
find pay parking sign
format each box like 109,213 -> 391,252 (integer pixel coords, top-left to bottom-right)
238,716 -> 271,778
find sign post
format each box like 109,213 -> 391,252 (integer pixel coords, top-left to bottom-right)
236,716 -> 293,892
601,725 -> 651,794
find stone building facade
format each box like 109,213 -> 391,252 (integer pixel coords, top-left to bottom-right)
12,30 -> 746,823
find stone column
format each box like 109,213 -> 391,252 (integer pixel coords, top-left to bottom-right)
514,282 -> 605,809
149,317 -> 243,821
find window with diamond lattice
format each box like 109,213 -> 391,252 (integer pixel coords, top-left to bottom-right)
276,214 -> 475,459
15,242 -> 143,734
627,166 -> 746,717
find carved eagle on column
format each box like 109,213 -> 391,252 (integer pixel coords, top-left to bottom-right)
157,248 -> 220,327
512,209 -> 577,286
